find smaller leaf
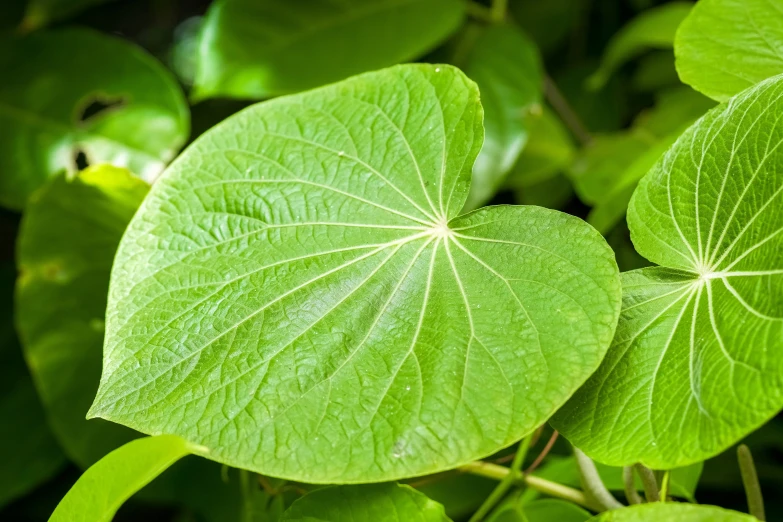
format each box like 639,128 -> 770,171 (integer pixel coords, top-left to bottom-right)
194,0 -> 465,100
588,503 -> 757,521
49,435 -> 192,522
280,483 -> 451,522
524,499 -> 591,522
675,0 -> 783,101
588,2 -> 692,89
463,23 -> 543,210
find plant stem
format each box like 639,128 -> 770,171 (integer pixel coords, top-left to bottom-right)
659,471 -> 670,502
469,435 -> 532,522
239,469 -> 255,522
574,448 -> 624,511
460,460 -> 601,512
634,464 -> 660,502
466,2 -> 493,23
525,430 -> 559,475
738,444 -> 766,521
543,75 -> 593,146
622,466 -> 643,505
490,0 -> 508,22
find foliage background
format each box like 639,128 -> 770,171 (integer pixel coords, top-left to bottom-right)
0,0 -> 781,520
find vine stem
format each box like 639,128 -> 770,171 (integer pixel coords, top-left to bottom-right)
574,448 -> 624,511
543,75 -> 593,146
738,444 -> 766,521
622,467 -> 643,505
460,460 -> 602,512
634,464 -> 660,502
490,0 -> 508,22
468,435 -> 532,522
525,430 -> 559,475
659,471 -> 671,502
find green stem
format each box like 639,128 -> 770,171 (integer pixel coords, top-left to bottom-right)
659,471 -> 670,502
738,444 -> 765,521
634,464 -> 660,502
466,2 -> 493,23
469,435 -> 532,522
574,448 -> 624,511
460,461 -> 601,512
622,467 -> 643,505
239,469 -> 256,522
490,0 -> 508,22
543,75 -> 593,146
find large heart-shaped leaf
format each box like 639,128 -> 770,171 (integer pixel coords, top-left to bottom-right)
193,0 -> 464,100
588,503 -> 756,522
89,64 -> 621,482
16,165 -> 148,466
281,484 -> 450,522
0,28 -> 189,210
553,74 -> 783,468
675,0 -> 783,102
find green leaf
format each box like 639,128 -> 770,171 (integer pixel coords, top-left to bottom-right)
281,484 -> 450,521
0,264 -> 65,508
513,175 -> 574,211
49,435 -> 191,522
462,23 -> 543,210
22,0 -> 116,29
193,0 -> 465,100
89,64 -> 621,482
411,473 -> 496,520
16,165 -> 149,466
509,0 -> 588,54
588,2 -> 692,89
632,51 -> 679,92
588,503 -> 757,522
505,109 -> 575,190
0,28 -> 189,210
675,0 -> 783,102
524,499 -> 591,522
554,74 -> 783,468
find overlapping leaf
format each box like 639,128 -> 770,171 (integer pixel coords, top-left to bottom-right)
675,0 -> 783,101
281,484 -> 450,522
588,503 -> 756,522
16,166 -> 148,466
89,64 -> 621,482
0,28 -> 188,210
554,74 -> 783,468
193,0 -> 464,100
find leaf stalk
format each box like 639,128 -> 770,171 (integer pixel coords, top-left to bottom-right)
738,444 -> 765,521
574,448 -> 624,511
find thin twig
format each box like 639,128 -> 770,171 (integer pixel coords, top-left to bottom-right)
469,435 -> 532,522
543,75 -> 593,146
738,444 -> 766,521
634,464 -> 660,502
574,448 -> 624,511
525,431 -> 559,475
460,460 -> 602,512
623,467 -> 643,505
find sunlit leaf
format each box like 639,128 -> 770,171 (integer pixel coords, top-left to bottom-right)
588,503 -> 756,521
675,0 -> 783,101
281,484 -> 450,522
89,64 -> 621,482
0,28 -> 189,210
589,2 -> 692,89
0,263 -> 65,508
554,74 -> 783,468
49,435 -> 191,522
193,0 -> 464,100
16,165 -> 148,466
463,23 -> 543,210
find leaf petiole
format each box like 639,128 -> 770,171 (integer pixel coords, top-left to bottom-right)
468,434 -> 532,522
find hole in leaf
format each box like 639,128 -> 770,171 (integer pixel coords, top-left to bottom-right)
76,95 -> 127,124
73,149 -> 89,170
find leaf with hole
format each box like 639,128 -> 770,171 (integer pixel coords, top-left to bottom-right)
281,483 -> 450,522
88,64 -> 621,483
16,165 -> 148,466
462,23 -> 543,210
554,74 -> 783,468
0,28 -> 189,210
675,0 -> 783,101
49,435 -> 191,522
193,0 -> 465,100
